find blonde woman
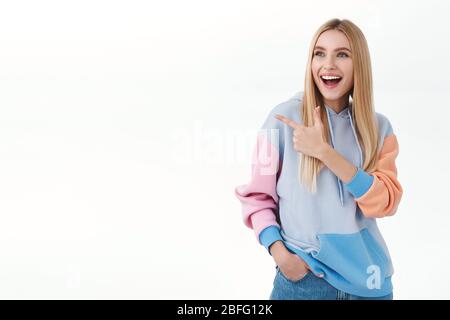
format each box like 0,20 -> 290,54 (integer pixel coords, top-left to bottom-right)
235,18 -> 403,300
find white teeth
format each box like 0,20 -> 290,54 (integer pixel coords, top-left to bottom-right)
321,75 -> 342,80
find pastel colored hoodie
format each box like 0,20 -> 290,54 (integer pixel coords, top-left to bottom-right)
235,91 -> 403,297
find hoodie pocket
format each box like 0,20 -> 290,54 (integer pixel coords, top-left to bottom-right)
312,227 -> 390,290
276,265 -> 312,284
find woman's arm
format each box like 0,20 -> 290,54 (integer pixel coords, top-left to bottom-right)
318,133 -> 403,218
318,144 -> 358,184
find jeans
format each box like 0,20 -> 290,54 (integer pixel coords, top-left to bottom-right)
270,266 -> 393,300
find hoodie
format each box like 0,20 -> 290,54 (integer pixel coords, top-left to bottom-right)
235,91 -> 403,297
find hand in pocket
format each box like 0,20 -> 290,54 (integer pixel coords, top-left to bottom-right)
278,253 -> 311,282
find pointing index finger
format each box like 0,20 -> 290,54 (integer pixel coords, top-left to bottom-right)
275,114 -> 301,129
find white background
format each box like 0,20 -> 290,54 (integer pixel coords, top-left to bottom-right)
0,0 -> 449,299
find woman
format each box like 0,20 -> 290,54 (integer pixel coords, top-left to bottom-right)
235,18 -> 403,300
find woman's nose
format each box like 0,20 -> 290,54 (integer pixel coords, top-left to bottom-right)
323,66 -> 337,72
324,56 -> 337,68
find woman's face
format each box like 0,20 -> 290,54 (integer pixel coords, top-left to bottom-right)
311,29 -> 354,109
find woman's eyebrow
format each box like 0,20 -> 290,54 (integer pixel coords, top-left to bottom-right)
314,46 -> 351,52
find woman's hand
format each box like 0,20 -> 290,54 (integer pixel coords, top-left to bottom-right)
270,242 -> 310,281
277,253 -> 311,281
275,106 -> 330,159
270,241 -> 323,281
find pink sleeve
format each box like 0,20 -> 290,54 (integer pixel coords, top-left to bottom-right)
235,130 -> 281,241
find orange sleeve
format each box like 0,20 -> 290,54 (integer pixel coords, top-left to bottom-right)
353,134 -> 403,218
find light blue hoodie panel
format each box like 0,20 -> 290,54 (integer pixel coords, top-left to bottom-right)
259,91 -> 395,297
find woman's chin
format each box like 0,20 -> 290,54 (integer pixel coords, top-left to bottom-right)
319,91 -> 345,101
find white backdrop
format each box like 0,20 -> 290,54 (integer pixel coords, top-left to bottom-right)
0,0 -> 448,299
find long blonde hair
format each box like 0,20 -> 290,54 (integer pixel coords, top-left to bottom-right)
300,18 -> 380,193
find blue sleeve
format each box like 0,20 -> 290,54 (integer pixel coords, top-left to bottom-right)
259,225 -> 283,255
344,167 -> 374,198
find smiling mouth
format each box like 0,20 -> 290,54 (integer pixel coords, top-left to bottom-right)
320,75 -> 342,88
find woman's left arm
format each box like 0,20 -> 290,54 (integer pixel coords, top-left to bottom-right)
319,134 -> 403,218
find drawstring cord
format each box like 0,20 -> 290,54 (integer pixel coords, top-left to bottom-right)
325,107 -> 344,206
324,103 -> 363,206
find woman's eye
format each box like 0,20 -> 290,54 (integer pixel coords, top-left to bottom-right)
314,51 -> 349,58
